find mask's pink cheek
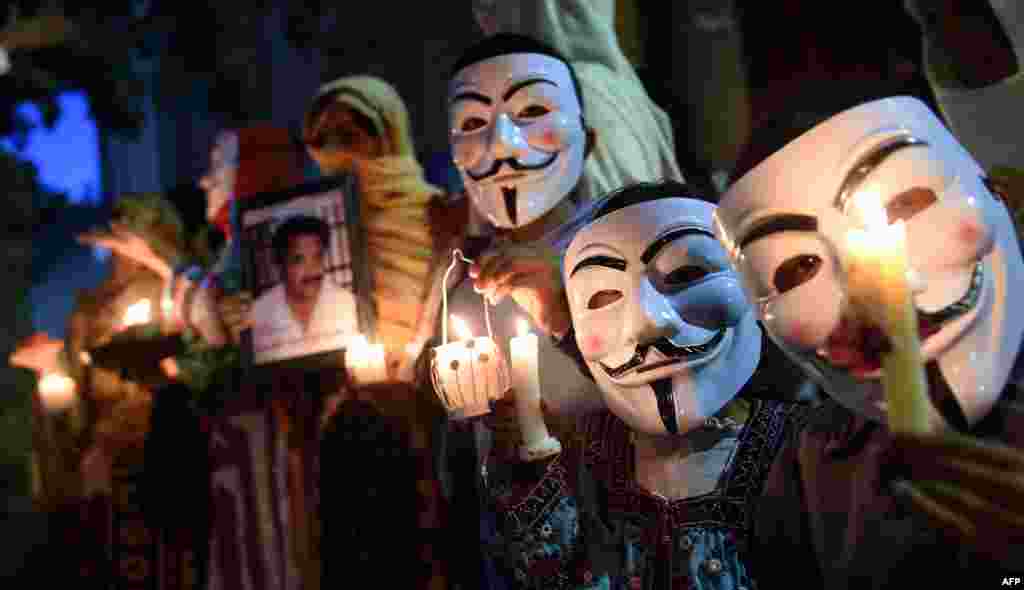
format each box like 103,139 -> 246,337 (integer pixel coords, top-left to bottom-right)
958,219 -> 983,244
579,333 -> 604,357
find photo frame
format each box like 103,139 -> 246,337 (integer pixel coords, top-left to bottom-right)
236,174 -> 375,369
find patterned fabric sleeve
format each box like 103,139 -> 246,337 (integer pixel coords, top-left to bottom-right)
486,452 -> 588,590
480,413 -> 615,590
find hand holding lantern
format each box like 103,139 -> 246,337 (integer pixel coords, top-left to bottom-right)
430,250 -> 509,420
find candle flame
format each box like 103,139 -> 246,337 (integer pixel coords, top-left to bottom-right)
349,333 -> 368,349
79,351 -> 92,365
517,318 -> 531,338
851,189 -> 888,229
38,372 -> 76,412
451,315 -> 473,341
123,299 -> 152,327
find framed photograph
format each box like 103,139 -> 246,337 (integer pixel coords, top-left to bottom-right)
237,174 -> 374,368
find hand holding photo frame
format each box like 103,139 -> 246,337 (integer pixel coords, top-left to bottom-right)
237,174 -> 375,369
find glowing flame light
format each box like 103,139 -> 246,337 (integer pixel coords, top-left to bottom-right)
451,315 -> 473,341
38,372 -> 76,413
847,188 -> 906,253
123,299 -> 152,327
517,317 -> 531,338
852,189 -> 888,229
349,333 -> 369,349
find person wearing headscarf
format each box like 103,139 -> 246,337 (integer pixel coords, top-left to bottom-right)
303,74 -> 467,361
303,75 -> 466,590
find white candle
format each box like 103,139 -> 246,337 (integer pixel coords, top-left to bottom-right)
367,341 -> 388,383
845,190 -> 933,434
395,342 -> 421,383
431,315 -> 507,420
37,372 -> 76,413
345,334 -> 389,385
509,318 -> 561,461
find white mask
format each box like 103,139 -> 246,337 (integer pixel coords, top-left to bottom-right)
715,97 -> 1024,426
449,53 -> 586,229
565,198 -> 761,436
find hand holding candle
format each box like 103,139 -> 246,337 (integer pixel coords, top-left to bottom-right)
845,190 -> 934,434
509,318 -> 561,461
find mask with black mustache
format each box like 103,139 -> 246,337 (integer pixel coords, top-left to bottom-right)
565,197 -> 762,438
716,96 -> 1024,428
599,332 -> 727,433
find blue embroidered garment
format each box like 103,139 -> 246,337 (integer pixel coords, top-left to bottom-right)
486,399 -> 808,590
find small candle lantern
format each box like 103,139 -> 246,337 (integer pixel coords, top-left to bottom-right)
430,250 -> 510,420
345,334 -> 389,385
844,189 -> 933,434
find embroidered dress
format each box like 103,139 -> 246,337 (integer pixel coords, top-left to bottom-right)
487,398 -> 808,590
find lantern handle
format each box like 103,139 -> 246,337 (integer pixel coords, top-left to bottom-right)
440,249 -> 495,345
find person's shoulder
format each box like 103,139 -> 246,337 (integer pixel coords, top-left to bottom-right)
321,276 -> 355,301
252,283 -> 284,310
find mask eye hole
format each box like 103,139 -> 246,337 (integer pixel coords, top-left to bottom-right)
664,265 -> 708,287
517,105 -> 550,118
885,187 -> 937,223
773,254 -> 821,294
460,117 -> 487,133
587,290 -> 622,309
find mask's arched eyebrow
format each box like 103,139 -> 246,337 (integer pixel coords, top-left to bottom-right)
641,228 -> 713,264
450,91 -> 492,106
503,78 -> 557,101
738,214 -> 818,248
835,135 -> 928,211
570,255 -> 626,277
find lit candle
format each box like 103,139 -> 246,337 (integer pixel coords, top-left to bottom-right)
395,342 -> 421,383
345,334 -> 388,385
431,315 -> 507,420
845,190 -> 932,434
509,318 -> 561,461
367,341 -> 387,383
122,298 -> 152,328
37,372 -> 77,414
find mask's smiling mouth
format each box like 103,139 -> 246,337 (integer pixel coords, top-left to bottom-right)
600,329 -> 726,380
815,262 -> 984,378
